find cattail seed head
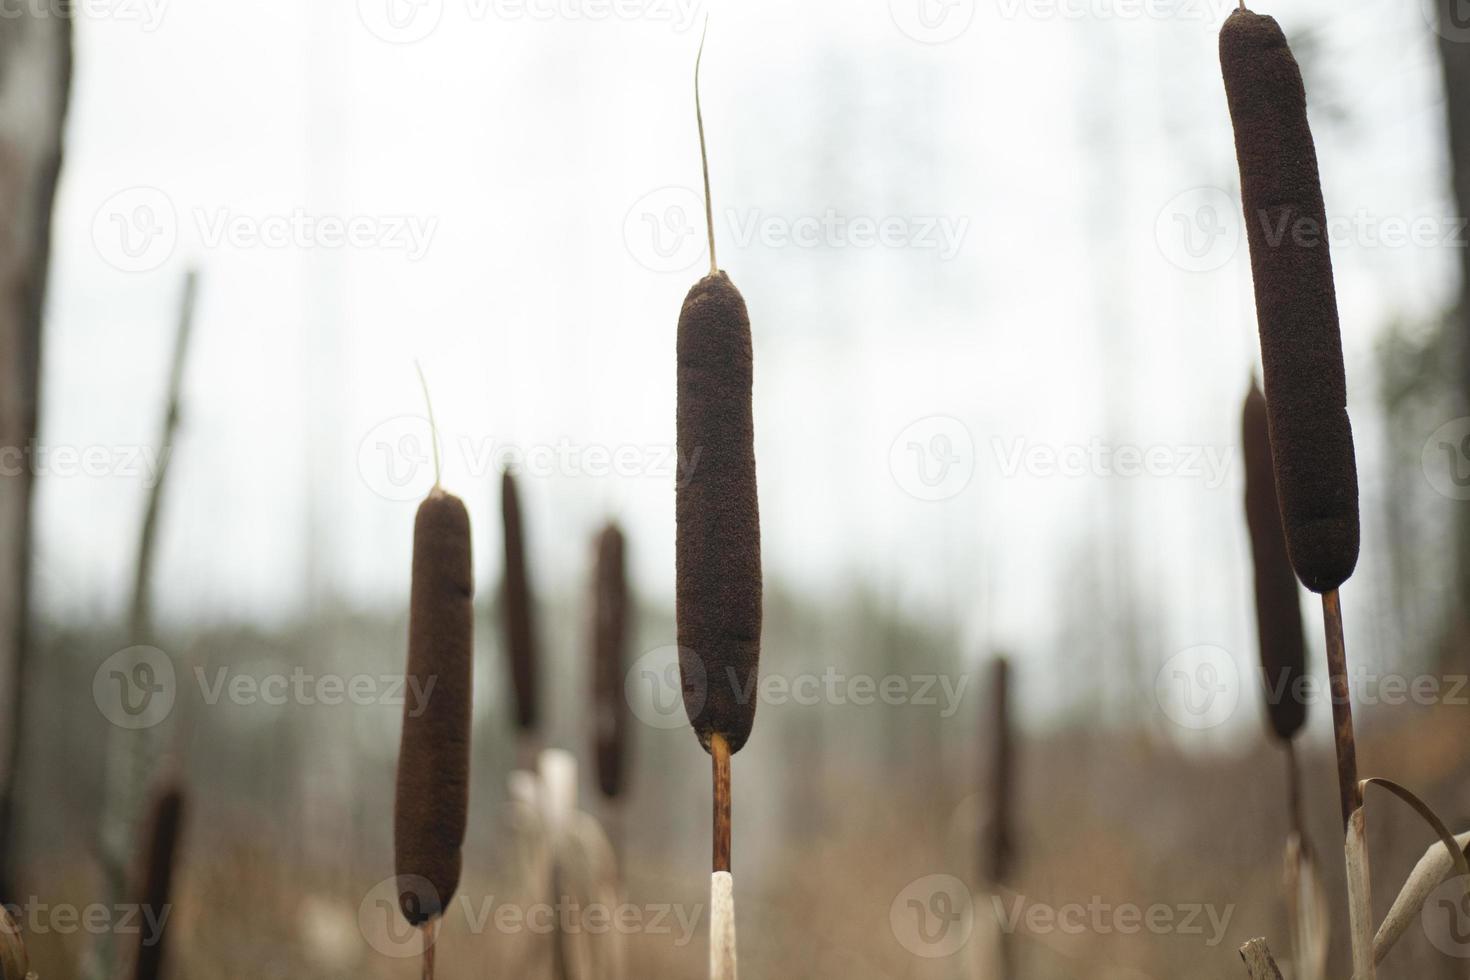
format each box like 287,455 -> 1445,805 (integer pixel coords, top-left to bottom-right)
1243,381 -> 1308,741
131,784 -> 185,980
676,271 -> 762,754
501,469 -> 539,731
394,488 -> 474,925
591,522 -> 631,798
1220,9 -> 1359,593
985,656 -> 1014,886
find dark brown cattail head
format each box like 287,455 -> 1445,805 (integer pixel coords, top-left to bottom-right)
500,469 -> 538,731
1220,9 -> 1359,593
131,783 -> 185,980
1242,381 -> 1308,741
985,656 -> 1014,886
395,488 -> 474,925
592,522 -> 631,798
676,271 -> 762,754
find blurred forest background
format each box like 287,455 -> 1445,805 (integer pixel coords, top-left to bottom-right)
4,0 -> 1470,977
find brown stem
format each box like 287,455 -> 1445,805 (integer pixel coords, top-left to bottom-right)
422,921 -> 437,980
1321,589 -> 1360,830
712,732 -> 731,873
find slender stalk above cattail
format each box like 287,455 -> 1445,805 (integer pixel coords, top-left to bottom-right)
394,371 -> 474,978
677,21 -> 760,980
591,522 -> 630,800
130,784 -> 185,980
502,469 -> 539,736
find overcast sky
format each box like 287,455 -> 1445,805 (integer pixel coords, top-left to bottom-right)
28,0 -> 1464,735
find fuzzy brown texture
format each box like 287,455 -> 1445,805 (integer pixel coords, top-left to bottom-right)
676,272 -> 762,754
1242,382 -> 1307,741
394,489 -> 474,925
592,522 -> 630,798
1221,9 -> 1359,593
500,470 -> 538,731
131,784 -> 185,980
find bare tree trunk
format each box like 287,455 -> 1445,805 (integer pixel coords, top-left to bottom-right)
0,7 -> 72,902
1440,4 -> 1470,649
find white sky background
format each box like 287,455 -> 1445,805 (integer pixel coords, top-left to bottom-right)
30,0 -> 1463,733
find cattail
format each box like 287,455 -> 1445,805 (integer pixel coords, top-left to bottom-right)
984,656 -> 1013,887
1220,9 -> 1359,595
501,469 -> 539,732
676,269 -> 762,756
1242,381 -> 1307,742
394,486 -> 474,926
131,784 -> 185,980
591,522 -> 630,799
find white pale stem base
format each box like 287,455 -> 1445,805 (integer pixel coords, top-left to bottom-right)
711,871 -> 737,980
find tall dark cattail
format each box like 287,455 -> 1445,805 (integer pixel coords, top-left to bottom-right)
131,784 -> 185,980
984,656 -> 1014,887
500,469 -> 538,731
677,270 -> 762,755
591,522 -> 630,798
1242,382 -> 1307,742
394,488 -> 474,926
1220,9 -> 1359,595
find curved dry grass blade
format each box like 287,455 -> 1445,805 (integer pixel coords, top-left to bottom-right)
1362,775 -> 1470,964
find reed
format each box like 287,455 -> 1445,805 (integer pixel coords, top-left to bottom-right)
984,656 -> 1015,978
591,522 -> 630,800
502,469 -> 539,737
394,371 -> 474,979
677,22 -> 761,979
130,784 -> 185,980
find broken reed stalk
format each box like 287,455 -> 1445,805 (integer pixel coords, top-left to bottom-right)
1240,938 -> 1285,980
1221,10 -> 1367,975
678,21 -> 760,980
591,523 -> 630,802
394,371 -> 474,980
501,468 -> 539,758
131,784 -> 185,980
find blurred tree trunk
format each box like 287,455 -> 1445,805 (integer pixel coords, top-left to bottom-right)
1441,4 -> 1470,649
0,9 -> 72,900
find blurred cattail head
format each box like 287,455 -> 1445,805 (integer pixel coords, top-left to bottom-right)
984,656 -> 1014,886
675,272 -> 763,754
1242,381 -> 1307,741
501,469 -> 539,731
591,522 -> 630,799
1220,10 -> 1359,593
131,783 -> 186,980
395,488 -> 474,925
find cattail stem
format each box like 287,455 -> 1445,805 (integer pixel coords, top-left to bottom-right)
712,732 -> 731,873
421,921 -> 437,980
414,360 -> 442,488
1320,590 -> 1360,829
